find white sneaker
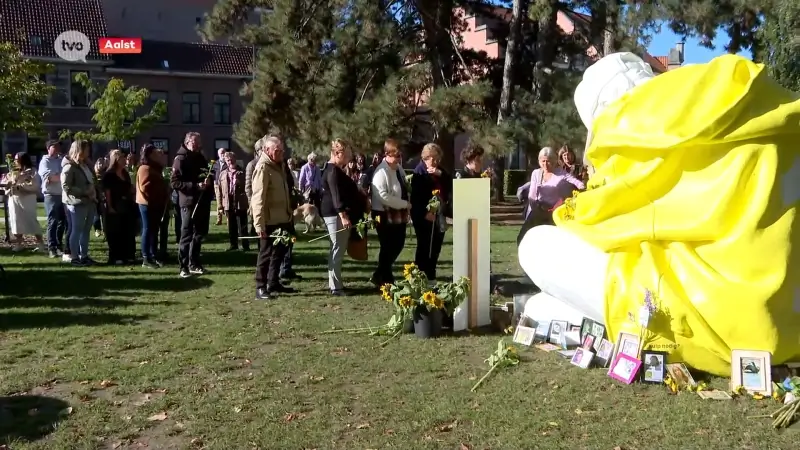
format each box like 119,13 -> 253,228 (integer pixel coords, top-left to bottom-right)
62,254 -> 73,262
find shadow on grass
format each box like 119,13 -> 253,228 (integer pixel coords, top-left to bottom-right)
0,395 -> 70,445
0,297 -> 174,310
0,268 -> 213,299
0,310 -> 149,330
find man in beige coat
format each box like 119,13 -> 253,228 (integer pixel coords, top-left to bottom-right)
251,136 -> 295,300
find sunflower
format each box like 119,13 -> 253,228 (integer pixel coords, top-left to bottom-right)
422,291 -> 436,305
374,215 -> 380,223
399,296 -> 413,307
432,189 -> 440,196
432,296 -> 444,309
291,236 -> 297,243
403,263 -> 416,280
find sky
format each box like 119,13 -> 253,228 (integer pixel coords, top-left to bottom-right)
646,28 -> 752,64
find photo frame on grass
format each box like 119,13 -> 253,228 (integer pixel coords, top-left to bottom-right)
548,320 -> 568,347
666,363 -> 696,388
731,350 -> 772,396
610,332 -> 640,368
581,334 -> 595,350
579,317 -> 594,342
595,339 -> 614,368
571,347 -> 594,369
640,350 -> 667,384
608,353 -> 642,384
533,320 -> 551,343
513,316 -> 536,346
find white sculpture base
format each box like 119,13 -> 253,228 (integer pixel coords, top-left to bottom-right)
518,225 -> 610,325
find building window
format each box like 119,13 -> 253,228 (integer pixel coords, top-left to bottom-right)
151,139 -> 169,152
182,92 -> 201,124
149,90 -> 168,122
214,139 -> 230,151
213,93 -> 231,124
70,70 -> 90,107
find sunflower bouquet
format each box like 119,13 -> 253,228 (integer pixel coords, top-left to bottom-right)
270,229 -> 297,246
354,213 -> 379,239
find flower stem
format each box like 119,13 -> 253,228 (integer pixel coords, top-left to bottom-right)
471,362 -> 500,392
321,326 -> 378,334
378,330 -> 402,347
308,227 -> 347,243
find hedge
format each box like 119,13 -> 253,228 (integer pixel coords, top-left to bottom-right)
503,170 -> 529,196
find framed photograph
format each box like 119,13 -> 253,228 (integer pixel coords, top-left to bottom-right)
570,324 -> 581,333
698,390 -> 732,400
591,322 -> 606,342
608,353 -> 642,384
640,350 -> 667,384
731,350 -> 772,396
666,363 -> 696,388
579,317 -> 594,342
581,334 -> 595,350
533,320 -> 551,343
611,332 -> 641,365
595,339 -> 614,367
548,320 -> 568,346
571,348 -> 594,369
513,320 -> 536,346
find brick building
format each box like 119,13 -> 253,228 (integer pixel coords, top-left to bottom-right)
0,0 -> 252,163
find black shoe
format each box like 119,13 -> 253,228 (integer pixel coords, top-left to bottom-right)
71,259 -> 88,267
331,289 -> 346,297
142,260 -> 159,269
281,271 -> 302,280
269,284 -> 295,294
255,288 -> 272,300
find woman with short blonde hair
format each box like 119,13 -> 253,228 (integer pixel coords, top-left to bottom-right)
410,142 -> 452,280
61,139 -> 97,265
103,148 -> 136,264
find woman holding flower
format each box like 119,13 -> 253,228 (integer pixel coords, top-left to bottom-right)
370,139 -> 410,286
410,143 -> 452,281
321,139 -> 366,296
5,152 -> 46,252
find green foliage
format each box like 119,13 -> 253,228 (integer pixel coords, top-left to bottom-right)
0,42 -> 53,135
503,169 -> 528,196
59,73 -> 166,142
758,0 -> 800,91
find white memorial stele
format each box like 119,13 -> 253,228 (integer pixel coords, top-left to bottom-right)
519,52 -> 656,327
451,177 -> 491,331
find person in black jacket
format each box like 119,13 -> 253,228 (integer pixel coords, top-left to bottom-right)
410,143 -> 453,281
170,132 -> 214,278
454,143 -> 486,179
321,139 -> 365,296
279,156 -> 302,281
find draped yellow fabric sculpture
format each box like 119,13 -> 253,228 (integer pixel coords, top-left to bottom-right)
554,54 -> 800,376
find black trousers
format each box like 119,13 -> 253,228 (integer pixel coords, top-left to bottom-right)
227,209 -> 249,250
157,205 -> 171,261
372,211 -> 406,284
413,219 -> 446,281
255,223 -> 291,290
173,203 -> 182,245
105,210 -> 136,262
179,203 -> 210,270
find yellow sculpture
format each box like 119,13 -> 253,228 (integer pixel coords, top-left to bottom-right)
553,54 -> 800,375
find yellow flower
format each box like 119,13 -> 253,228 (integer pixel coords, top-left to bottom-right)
399,296 -> 413,307
433,296 -> 444,309
480,170 -> 490,178
422,291 -> 436,304
374,215 -> 381,224
210,159 -> 216,164
773,391 -> 781,400
291,237 -> 297,243
431,189 -> 440,196
752,393 -> 765,400
572,190 -> 580,197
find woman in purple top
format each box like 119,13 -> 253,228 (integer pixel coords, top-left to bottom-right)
517,147 -> 585,245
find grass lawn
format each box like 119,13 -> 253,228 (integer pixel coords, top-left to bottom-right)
0,223 -> 794,449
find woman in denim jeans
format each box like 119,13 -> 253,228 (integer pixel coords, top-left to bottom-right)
60,140 -> 97,266
135,144 -> 168,268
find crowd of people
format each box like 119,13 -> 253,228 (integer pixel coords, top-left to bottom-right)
2,132 -> 583,300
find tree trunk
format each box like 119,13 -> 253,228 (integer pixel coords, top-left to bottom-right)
603,1 -> 619,56
494,0 -> 528,201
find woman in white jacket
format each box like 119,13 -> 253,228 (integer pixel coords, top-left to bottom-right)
369,139 -> 410,285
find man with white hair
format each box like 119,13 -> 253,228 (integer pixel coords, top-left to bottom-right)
250,135 -> 295,299
298,152 -> 322,210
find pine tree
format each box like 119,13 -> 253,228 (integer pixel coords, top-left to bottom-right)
757,0 -> 800,91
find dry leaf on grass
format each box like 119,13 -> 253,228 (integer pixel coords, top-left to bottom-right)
60,407 -> 73,416
284,412 -> 306,422
233,406 -> 242,413
356,423 -> 370,429
547,421 -> 558,427
99,380 -> 117,388
436,420 -> 458,432
460,444 -> 471,450
147,412 -> 168,421
309,376 -> 325,382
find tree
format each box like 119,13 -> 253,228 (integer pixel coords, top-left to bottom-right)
59,73 -> 166,143
0,42 -> 53,136
758,0 -> 800,91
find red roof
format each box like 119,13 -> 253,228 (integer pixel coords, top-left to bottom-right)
0,0 -> 111,62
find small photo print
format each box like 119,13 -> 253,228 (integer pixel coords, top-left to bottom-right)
698,390 -> 732,400
641,351 -> 667,384
513,325 -> 536,346
595,339 -> 614,367
535,343 -> 560,352
666,363 -> 697,388
581,334 -> 595,350
579,317 -> 594,342
533,320 -> 550,342
570,348 -> 594,369
741,357 -> 764,390
570,324 -> 581,333
731,350 -> 772,395
591,322 -> 605,341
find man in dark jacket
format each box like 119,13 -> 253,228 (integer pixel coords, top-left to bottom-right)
171,132 -> 214,277
280,159 -> 302,281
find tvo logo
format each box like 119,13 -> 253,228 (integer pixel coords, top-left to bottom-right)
54,30 -> 91,62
